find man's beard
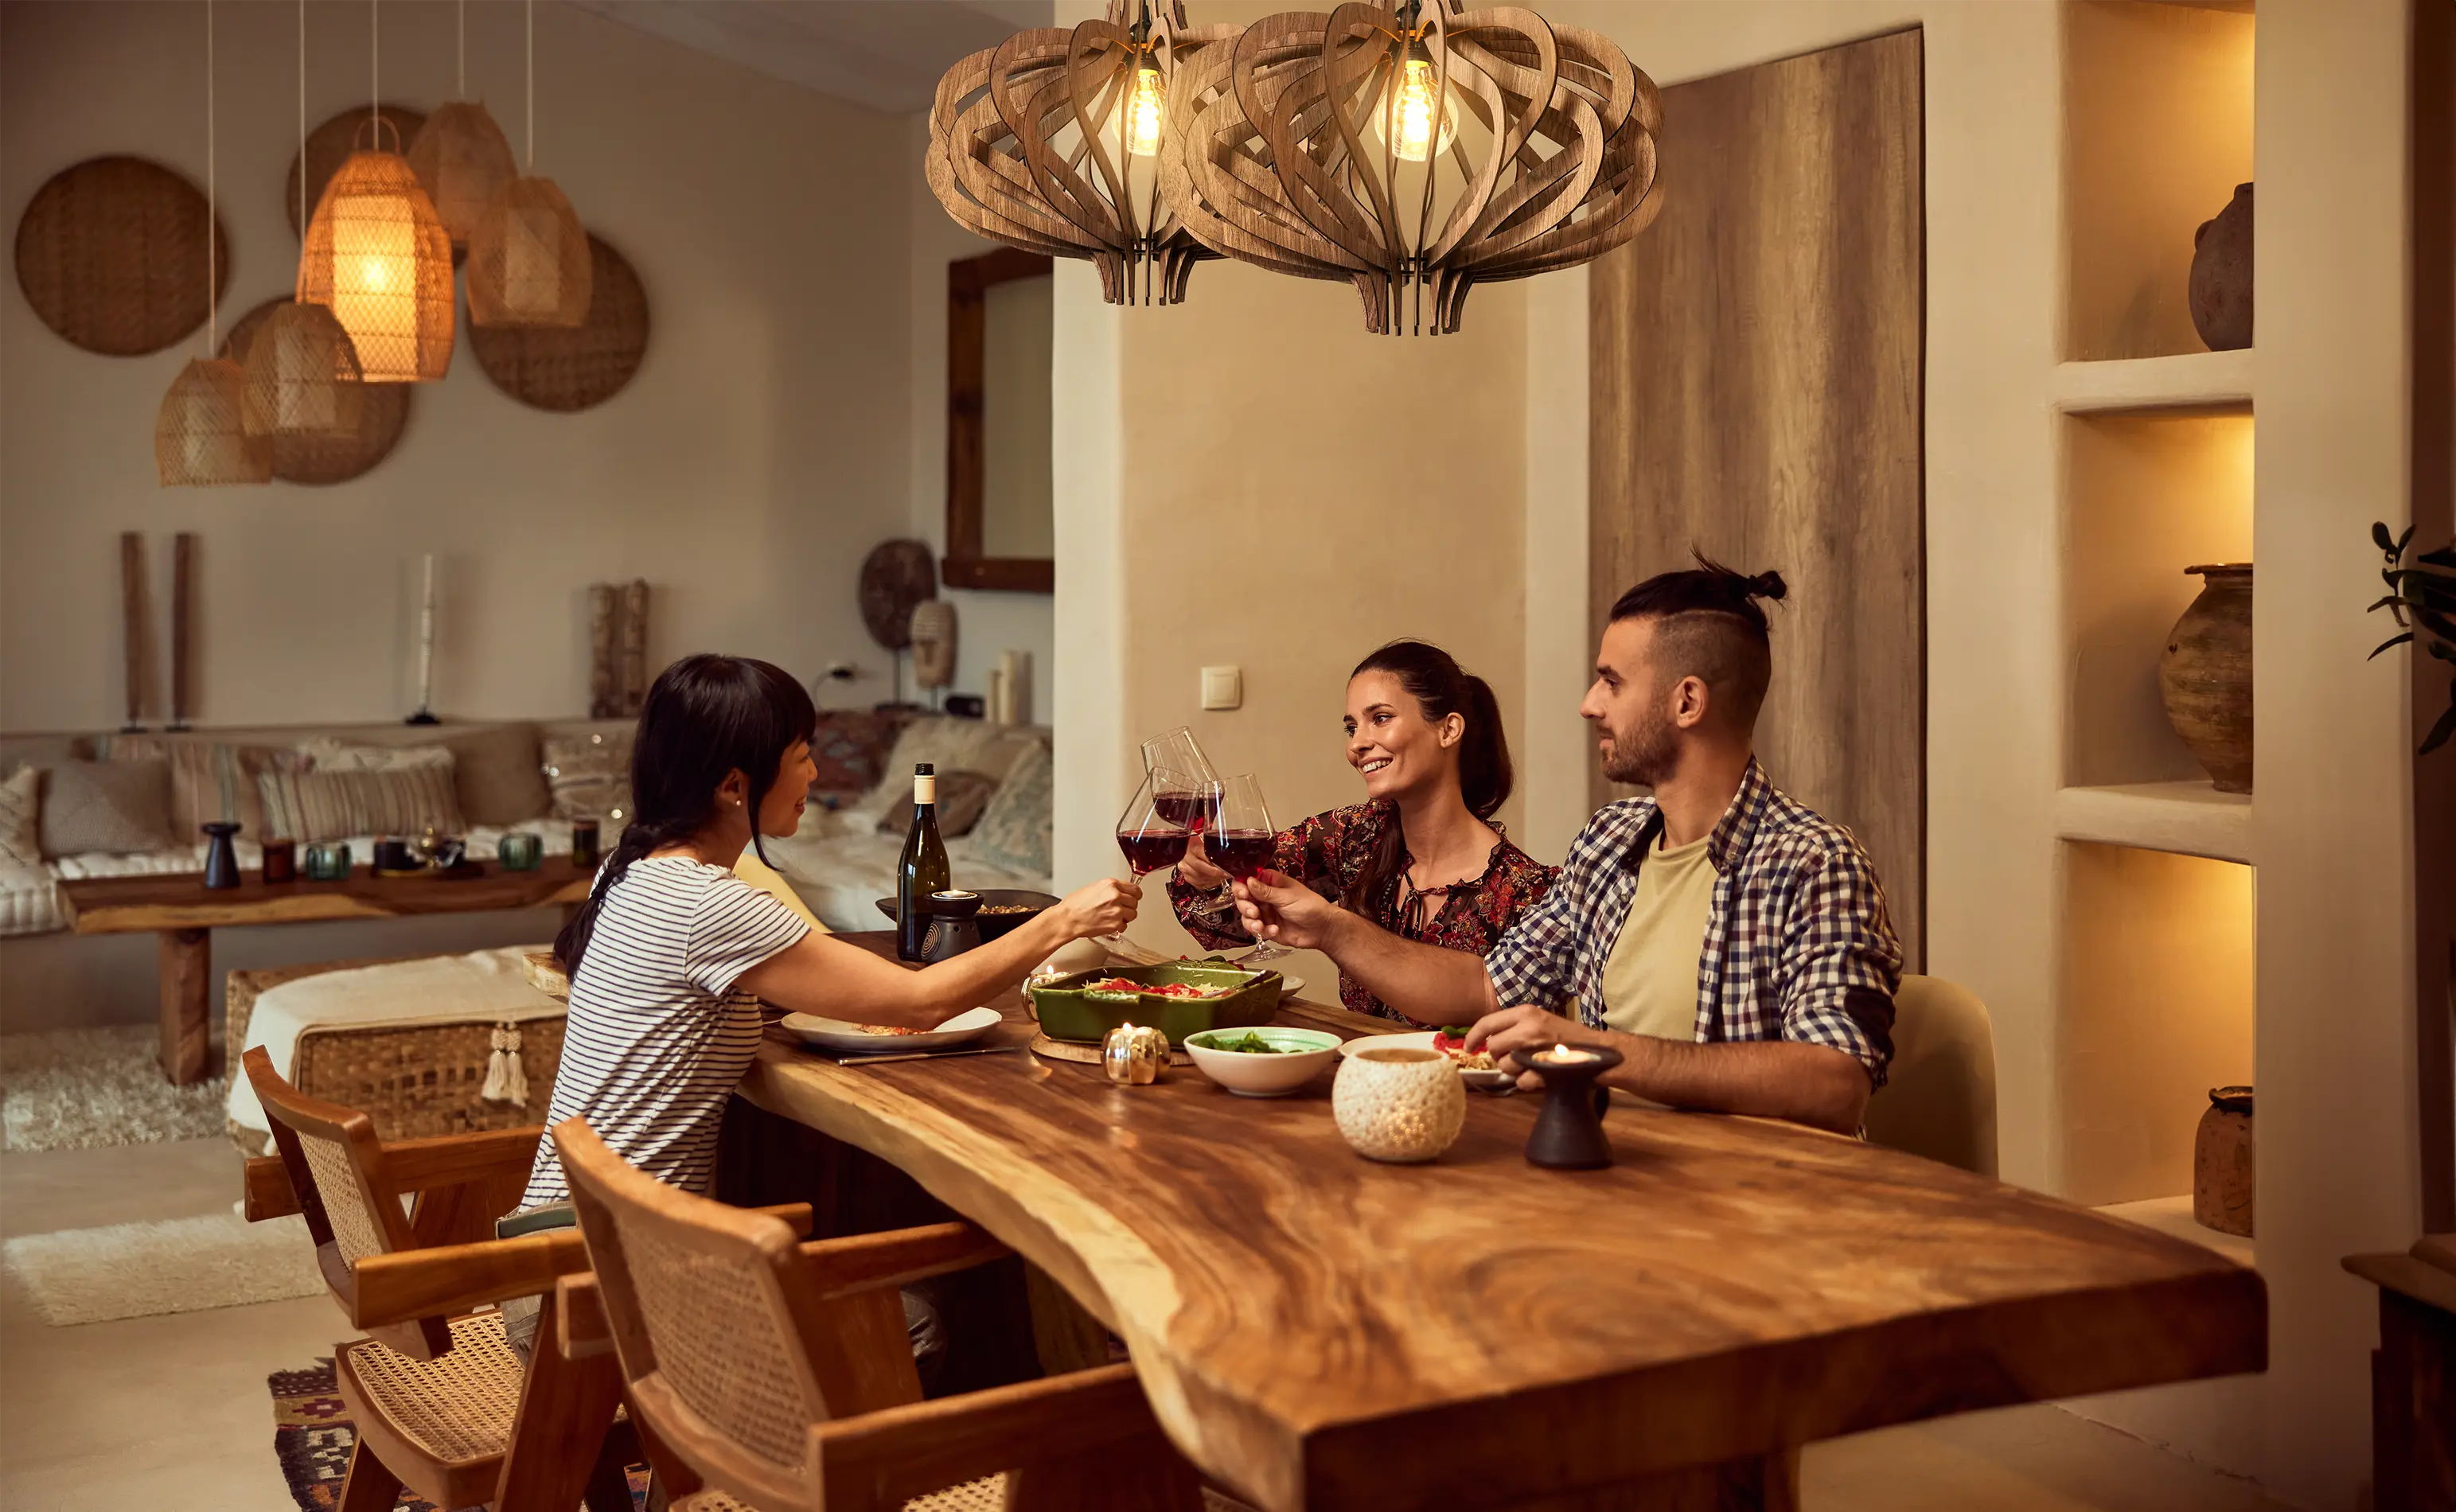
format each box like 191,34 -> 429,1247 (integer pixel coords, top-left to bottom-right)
1599,703 -> 1678,787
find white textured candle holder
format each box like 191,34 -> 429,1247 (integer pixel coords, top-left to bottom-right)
1332,1045 -> 1466,1163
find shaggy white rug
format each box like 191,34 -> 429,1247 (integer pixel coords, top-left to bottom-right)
3,1211 -> 321,1324
1,1026 -> 226,1152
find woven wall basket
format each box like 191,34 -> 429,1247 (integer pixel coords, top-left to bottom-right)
283,103 -> 428,239
15,156 -> 231,357
221,299 -> 411,485
468,233 -> 648,411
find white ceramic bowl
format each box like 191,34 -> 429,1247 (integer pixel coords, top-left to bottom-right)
1181,1027 -> 1341,1097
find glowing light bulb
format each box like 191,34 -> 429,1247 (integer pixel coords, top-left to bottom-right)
1373,49 -> 1456,164
1126,64 -> 1165,158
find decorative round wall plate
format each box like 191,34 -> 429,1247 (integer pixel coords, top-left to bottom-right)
284,103 -> 429,239
15,155 -> 230,356
466,234 -> 649,412
860,540 -> 938,650
220,298 -> 412,485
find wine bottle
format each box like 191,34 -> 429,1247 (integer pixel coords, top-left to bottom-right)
896,762 -> 951,961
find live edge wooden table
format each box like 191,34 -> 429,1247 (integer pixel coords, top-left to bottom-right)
739,934 -> 2267,1512
57,862 -> 591,1085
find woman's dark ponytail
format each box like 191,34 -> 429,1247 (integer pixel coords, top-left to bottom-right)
553,653 -> 818,976
1339,641 -> 1515,918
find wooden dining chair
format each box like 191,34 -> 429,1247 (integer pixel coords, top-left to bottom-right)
242,1044 -> 727,1512
550,1116 -> 1210,1512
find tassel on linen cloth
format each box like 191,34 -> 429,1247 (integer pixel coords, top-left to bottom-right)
481,1022 -> 528,1105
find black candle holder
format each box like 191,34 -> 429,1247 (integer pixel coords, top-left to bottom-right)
201,822 -> 243,890
1511,1044 -> 1622,1169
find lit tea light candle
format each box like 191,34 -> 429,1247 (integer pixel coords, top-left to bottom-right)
1534,1042 -> 1600,1066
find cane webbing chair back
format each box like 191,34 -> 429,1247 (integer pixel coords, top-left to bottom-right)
557,1117 -> 841,1507
244,1044 -> 451,1358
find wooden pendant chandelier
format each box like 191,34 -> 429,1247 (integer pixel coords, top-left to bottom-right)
928,1 -> 1238,307
1160,0 -> 1662,333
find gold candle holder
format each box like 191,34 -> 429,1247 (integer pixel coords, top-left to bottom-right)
1102,1023 -> 1170,1085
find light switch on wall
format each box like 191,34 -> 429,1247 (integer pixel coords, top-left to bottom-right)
1201,665 -> 1242,711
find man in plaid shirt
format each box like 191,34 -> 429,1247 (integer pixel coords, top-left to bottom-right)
1237,557 -> 1901,1135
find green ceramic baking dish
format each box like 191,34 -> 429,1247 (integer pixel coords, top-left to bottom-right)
1028,963 -> 1284,1045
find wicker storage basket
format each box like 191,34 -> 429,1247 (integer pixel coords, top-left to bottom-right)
226,955 -> 565,1157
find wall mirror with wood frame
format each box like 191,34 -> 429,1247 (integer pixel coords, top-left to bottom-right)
945,248 -> 1055,592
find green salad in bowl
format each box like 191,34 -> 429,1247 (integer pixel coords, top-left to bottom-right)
1181,1027 -> 1342,1097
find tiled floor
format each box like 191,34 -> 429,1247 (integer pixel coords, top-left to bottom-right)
0,1138 -> 2298,1512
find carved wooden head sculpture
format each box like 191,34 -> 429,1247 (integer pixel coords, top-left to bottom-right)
910,600 -> 958,692
928,1 -> 1240,307
1160,0 -> 1663,334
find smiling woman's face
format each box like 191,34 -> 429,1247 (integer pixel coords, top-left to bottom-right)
1343,670 -> 1460,804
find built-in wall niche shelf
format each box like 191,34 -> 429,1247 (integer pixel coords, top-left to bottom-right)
2054,350 -> 2252,415
2062,0 -> 2255,361
2055,781 -> 2251,863
2092,1194 -> 2257,1268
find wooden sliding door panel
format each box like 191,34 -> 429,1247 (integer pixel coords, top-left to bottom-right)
1592,27 -> 1926,967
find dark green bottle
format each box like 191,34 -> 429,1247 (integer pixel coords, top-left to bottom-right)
896,763 -> 951,961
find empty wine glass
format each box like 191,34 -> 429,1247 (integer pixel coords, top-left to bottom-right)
1204,773 -> 1292,966
1107,766 -> 1198,946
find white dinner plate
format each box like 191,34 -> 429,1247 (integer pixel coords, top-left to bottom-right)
781,1004 -> 1002,1054
1338,1029 -> 1516,1089
1277,974 -> 1305,997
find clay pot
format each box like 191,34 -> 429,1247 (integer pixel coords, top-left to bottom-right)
2189,183 -> 2254,353
2193,1085 -> 2254,1238
2161,563 -> 2253,793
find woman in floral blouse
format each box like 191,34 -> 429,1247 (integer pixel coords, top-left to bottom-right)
1169,641 -> 1556,1022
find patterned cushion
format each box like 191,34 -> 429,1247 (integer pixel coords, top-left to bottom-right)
965,742 -> 1051,879
0,764 -> 39,868
808,709 -> 916,797
257,761 -> 466,843
541,731 -> 633,824
299,738 -> 455,775
81,735 -> 304,841
872,769 -> 998,839
36,759 -> 181,856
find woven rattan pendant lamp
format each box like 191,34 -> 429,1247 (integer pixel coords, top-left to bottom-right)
468,0 -> 590,328
298,0 -> 454,381
1162,0 -> 1663,334
158,0 -> 271,487
245,1 -> 365,438
405,1 -> 516,255
928,0 -> 1238,307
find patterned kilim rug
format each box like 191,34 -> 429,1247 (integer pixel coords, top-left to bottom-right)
269,1359 -> 646,1512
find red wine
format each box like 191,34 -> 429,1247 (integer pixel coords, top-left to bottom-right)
1153,793 -> 1210,832
1117,829 -> 1189,875
1204,829 -> 1276,881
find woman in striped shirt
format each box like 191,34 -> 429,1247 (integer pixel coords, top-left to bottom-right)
500,653 -> 1136,1357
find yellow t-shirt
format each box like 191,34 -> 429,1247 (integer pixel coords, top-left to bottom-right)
1598,829 -> 1715,1040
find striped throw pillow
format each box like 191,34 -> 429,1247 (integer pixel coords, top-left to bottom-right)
81,735 -> 304,842
0,764 -> 40,869
256,762 -> 466,843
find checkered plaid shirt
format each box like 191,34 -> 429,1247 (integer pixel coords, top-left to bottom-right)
1483,759 -> 1902,1086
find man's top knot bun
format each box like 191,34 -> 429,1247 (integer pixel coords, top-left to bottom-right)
1747,570 -> 1789,602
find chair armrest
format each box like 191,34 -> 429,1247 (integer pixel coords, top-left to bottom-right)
349,1202 -> 819,1327
557,1272 -> 617,1361
815,1363 -> 1160,1504
383,1126 -> 549,1192
797,1221 -> 1011,1301
244,1155 -> 302,1221
352,1229 -> 591,1327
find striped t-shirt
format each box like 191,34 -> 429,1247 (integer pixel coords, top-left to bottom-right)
518,855 -> 809,1210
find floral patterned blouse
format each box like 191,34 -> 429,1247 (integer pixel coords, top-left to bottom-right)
1166,801 -> 1557,1023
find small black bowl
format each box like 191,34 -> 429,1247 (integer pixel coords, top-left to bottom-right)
873,888 -> 1059,942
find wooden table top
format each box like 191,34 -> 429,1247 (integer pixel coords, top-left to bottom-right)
739,937 -> 2267,1512
57,861 -> 593,933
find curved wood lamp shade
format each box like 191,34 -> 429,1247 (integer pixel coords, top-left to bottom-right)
1160,0 -> 1664,333
928,1 -> 1238,307
296,138 -> 454,383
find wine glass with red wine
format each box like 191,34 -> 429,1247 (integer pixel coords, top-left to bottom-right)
1203,773 -> 1292,965
1143,727 -> 1219,833
1108,767 -> 1197,945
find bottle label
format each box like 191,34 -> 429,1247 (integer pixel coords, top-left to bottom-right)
914,774 -> 936,805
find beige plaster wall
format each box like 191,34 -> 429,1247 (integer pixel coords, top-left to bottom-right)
1,1 -> 914,730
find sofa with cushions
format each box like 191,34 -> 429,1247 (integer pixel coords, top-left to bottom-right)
0,711 -> 1053,1031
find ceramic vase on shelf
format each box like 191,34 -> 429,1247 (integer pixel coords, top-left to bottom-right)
2193,1085 -> 2255,1238
2189,182 -> 2253,353
2160,563 -> 2253,793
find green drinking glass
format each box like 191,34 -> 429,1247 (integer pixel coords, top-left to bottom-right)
497,833 -> 544,871
302,842 -> 352,881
